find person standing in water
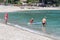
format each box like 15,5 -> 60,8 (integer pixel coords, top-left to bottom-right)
4,13 -> 8,24
29,18 -> 34,24
42,17 -> 46,27
42,17 -> 46,32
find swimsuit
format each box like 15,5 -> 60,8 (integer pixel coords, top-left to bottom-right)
42,23 -> 45,26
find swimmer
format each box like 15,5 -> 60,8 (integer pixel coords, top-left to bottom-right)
29,18 -> 34,24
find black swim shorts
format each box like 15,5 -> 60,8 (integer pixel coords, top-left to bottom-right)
42,23 -> 45,25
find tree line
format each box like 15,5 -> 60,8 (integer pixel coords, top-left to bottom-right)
0,0 -> 60,6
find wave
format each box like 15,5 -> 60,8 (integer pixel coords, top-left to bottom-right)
7,22 -> 60,40
0,18 -> 60,40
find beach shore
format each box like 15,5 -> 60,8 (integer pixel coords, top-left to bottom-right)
0,5 -> 57,40
0,5 -> 60,12
0,23 -> 54,40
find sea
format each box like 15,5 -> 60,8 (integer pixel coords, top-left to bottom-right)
0,10 -> 60,40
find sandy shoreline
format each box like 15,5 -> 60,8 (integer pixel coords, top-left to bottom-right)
0,5 -> 60,12
0,5 -> 58,40
0,23 -> 54,40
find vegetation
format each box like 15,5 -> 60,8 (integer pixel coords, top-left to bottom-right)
0,0 -> 3,3
27,0 -> 39,3
0,0 -> 60,6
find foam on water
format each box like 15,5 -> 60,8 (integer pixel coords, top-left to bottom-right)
0,18 -> 59,40
28,22 -> 41,25
7,22 -> 60,40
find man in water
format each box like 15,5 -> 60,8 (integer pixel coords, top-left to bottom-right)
4,13 -> 8,24
42,17 -> 46,32
29,18 -> 34,24
42,17 -> 46,27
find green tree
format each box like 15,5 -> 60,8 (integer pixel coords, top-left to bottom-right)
17,1 -> 22,5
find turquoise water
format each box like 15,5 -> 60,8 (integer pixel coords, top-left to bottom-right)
0,10 -> 60,37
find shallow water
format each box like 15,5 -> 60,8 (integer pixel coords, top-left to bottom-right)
0,10 -> 60,37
